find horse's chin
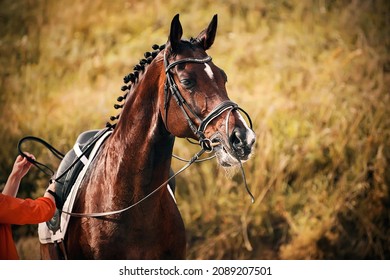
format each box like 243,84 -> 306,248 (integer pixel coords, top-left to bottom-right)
212,146 -> 240,178
214,145 -> 242,168
214,139 -> 254,165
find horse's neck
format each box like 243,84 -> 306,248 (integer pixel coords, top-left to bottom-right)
97,67 -> 173,199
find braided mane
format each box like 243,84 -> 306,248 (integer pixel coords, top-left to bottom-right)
107,43 -> 166,128
107,38 -> 205,129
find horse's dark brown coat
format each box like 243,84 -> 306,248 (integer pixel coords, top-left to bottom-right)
41,14 -> 254,259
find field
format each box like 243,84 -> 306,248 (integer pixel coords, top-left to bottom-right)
0,0 -> 389,259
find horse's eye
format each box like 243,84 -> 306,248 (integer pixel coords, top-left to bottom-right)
180,79 -> 196,89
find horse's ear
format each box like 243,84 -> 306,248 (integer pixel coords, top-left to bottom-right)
196,14 -> 218,50
168,14 -> 183,53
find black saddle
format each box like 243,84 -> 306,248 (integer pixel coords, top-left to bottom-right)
46,128 -> 176,233
46,129 -> 106,233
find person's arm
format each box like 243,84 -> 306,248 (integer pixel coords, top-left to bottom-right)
0,183 -> 56,224
2,154 -> 35,197
0,153 -> 56,225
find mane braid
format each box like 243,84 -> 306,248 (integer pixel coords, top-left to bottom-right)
106,44 -> 166,129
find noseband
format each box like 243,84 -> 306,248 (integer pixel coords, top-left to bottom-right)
164,52 -> 252,152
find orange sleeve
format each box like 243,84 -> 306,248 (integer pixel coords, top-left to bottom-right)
0,194 -> 56,225
0,224 -> 19,260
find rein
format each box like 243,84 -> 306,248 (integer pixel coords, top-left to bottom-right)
60,148 -> 207,217
18,126 -> 113,184
17,136 -> 65,177
17,129 -> 212,218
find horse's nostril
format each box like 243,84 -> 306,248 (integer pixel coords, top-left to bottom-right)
230,127 -> 255,158
231,128 -> 245,150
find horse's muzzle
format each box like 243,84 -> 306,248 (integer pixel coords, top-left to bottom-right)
230,127 -> 256,161
211,126 -> 255,167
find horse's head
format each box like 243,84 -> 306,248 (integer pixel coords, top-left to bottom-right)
161,14 -> 256,168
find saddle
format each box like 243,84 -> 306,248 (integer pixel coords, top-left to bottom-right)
46,128 -> 177,234
46,129 -> 107,233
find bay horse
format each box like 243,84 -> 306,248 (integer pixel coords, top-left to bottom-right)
40,14 -> 256,259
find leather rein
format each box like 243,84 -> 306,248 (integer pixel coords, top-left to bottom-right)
18,51 -> 254,218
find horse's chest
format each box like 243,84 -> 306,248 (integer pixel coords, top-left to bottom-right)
80,208 -> 185,259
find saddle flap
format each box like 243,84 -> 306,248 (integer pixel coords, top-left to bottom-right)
47,129 -> 104,231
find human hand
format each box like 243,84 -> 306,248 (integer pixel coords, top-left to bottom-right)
3,153 -> 36,197
10,153 -> 36,181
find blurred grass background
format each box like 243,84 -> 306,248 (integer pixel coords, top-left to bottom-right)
0,0 -> 389,259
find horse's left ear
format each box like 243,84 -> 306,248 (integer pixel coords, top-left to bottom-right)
196,14 -> 218,50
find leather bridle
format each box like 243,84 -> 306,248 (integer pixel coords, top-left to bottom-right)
163,52 -> 253,152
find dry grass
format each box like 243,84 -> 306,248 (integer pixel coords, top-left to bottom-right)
0,0 -> 389,259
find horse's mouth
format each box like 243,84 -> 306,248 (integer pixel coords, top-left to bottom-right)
215,146 -> 237,167
211,138 -> 251,168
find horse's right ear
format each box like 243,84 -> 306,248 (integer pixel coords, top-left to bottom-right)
167,14 -> 183,53
196,14 -> 218,50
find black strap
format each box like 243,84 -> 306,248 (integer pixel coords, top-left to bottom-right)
17,136 -> 65,177
198,100 -> 238,133
165,73 -> 202,137
47,189 -> 62,207
165,56 -> 212,73
164,54 -> 215,140
17,126 -> 113,181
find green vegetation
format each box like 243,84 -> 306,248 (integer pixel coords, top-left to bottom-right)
1,0 -> 389,259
